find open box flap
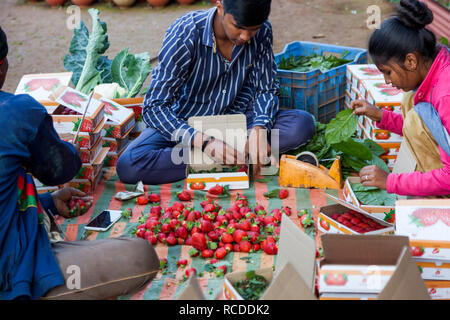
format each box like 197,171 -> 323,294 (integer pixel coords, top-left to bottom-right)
261,262 -> 317,300
377,246 -> 430,300
188,114 -> 247,167
321,233 -> 410,265
324,193 -> 372,216
176,274 -> 206,300
274,214 -> 316,290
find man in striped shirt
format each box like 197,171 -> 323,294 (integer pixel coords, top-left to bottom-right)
117,0 -> 315,185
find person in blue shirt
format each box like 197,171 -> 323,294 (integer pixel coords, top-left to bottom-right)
0,27 -> 159,299
117,0 -> 315,185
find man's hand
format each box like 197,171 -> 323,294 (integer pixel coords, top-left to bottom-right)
359,165 -> 389,190
51,187 -> 93,218
350,99 -> 383,122
193,132 -> 245,165
246,126 -> 277,177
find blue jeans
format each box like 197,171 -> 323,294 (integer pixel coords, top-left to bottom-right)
117,109 -> 315,185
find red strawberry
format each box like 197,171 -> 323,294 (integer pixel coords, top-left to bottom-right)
410,246 -> 425,257
221,233 -> 234,243
177,259 -> 188,268
204,203 -> 216,213
175,226 -> 188,239
263,242 -> 278,255
150,206 -> 162,216
215,247 -> 228,260
282,206 -> 292,216
254,204 -> 265,214
224,243 -> 233,252
148,193 -> 161,203
147,235 -> 158,245
170,219 -> 181,230
263,215 -> 276,225
208,184 -> 225,195
233,244 -> 241,252
240,219 -> 251,231
252,243 -> 260,252
161,223 -> 171,234
185,267 -> 197,278
201,249 -> 214,259
200,220 -> 214,233
137,195 -> 149,205
158,233 -> 167,243
191,232 -> 207,251
217,265 -> 227,275
172,201 -> 185,212
166,235 -> 177,246
136,228 -> 146,239
177,191 -> 192,202
233,229 -> 247,243
279,189 -> 289,199
239,240 -> 251,253
188,248 -> 199,257
208,230 -> 220,242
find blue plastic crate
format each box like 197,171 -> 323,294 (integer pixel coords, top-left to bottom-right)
275,41 -> 367,123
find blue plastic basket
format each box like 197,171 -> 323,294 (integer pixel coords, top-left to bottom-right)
275,41 -> 368,123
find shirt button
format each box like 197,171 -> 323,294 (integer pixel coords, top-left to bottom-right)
222,90 -> 227,94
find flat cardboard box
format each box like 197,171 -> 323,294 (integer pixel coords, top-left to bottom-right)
58,123 -> 103,149
64,162 -> 103,194
102,108 -> 135,139
343,177 -> 396,214
319,264 -> 396,294
320,234 -> 430,300
360,79 -> 405,105
395,199 -> 450,261
102,132 -> 131,153
100,97 -> 135,125
50,86 -> 105,133
112,97 -> 144,123
14,72 -> 73,106
425,281 -> 450,300
318,194 -> 394,235
346,64 -> 384,93
103,143 -> 129,167
79,136 -> 104,165
186,114 -> 249,190
223,214 -> 317,300
74,147 -> 108,181
416,260 -> 450,281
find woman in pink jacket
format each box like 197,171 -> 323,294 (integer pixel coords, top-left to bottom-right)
352,0 -> 450,197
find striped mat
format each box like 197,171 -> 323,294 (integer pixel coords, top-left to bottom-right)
56,168 -> 343,300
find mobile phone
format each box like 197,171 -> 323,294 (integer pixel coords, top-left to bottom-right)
85,210 -> 122,232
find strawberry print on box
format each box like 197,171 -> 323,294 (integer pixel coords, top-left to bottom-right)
15,72 -> 73,104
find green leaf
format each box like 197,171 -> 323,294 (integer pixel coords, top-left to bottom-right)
351,183 -> 379,192
325,109 -> 358,145
256,177 -> 273,183
64,9 -> 112,94
332,138 -> 373,161
367,155 -> 390,173
363,139 -> 386,157
111,48 -> 152,98
263,189 -> 280,199
352,183 -> 397,206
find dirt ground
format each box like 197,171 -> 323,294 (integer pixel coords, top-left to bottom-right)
0,0 -> 395,92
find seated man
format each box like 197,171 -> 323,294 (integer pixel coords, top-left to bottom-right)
117,0 -> 315,185
0,27 -> 159,300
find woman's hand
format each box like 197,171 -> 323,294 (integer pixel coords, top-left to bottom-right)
350,99 -> 383,122
359,165 -> 389,190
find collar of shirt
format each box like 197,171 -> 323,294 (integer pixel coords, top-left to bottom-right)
414,46 -> 450,104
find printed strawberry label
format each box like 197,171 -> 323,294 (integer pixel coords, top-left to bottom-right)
362,79 -> 404,104
14,73 -> 72,102
54,87 -> 102,118
100,98 -> 134,125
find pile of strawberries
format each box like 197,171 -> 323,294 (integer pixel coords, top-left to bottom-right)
330,210 -> 385,233
59,106 -> 81,115
133,192 -> 293,260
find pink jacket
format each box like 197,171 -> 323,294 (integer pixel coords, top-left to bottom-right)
377,46 -> 450,196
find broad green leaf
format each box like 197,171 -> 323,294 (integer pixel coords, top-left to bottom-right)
367,155 -> 390,173
325,109 -> 358,145
332,138 -> 373,161
353,189 -> 396,206
363,139 -> 386,157
342,154 -> 368,172
351,183 -> 379,192
111,48 -> 152,98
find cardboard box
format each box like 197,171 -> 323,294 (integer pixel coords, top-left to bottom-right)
74,148 -> 108,181
101,98 -> 136,139
395,199 -> 450,261
319,264 -> 396,294
186,114 -> 249,190
318,194 -> 394,235
112,97 -> 145,137
102,133 -> 131,153
416,260 -> 450,281
343,177 -> 396,214
103,143 -> 129,167
58,123 -> 103,150
360,79 -> 404,107
346,64 -> 384,94
319,233 -> 430,300
223,215 -> 317,300
50,86 -> 105,133
15,72 -> 73,106
64,162 -> 103,194
79,136 -> 104,164
425,281 -> 450,300
33,177 -> 61,194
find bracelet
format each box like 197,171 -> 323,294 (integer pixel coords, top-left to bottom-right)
202,136 -> 214,152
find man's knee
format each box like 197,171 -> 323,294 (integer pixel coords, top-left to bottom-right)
278,110 -> 315,151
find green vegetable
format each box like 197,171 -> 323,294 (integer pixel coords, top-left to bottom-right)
351,183 -> 396,206
263,189 -> 280,199
234,271 -> 269,300
332,137 -> 372,161
278,52 -> 352,73
363,139 -> 386,157
325,109 -> 358,145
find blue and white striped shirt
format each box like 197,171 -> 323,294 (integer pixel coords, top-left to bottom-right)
143,7 -> 280,145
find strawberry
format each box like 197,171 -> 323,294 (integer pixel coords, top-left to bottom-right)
215,247 -> 228,260
239,240 -> 252,253
191,232 -> 207,251
207,230 -> 220,242
166,235 -> 177,246
177,191 -> 192,202
208,184 -> 225,195
172,201 -> 185,212
410,246 -> 425,257
217,265 -> 227,276
233,244 -> 241,252
157,233 -> 167,243
170,219 -> 181,230
200,220 -> 214,233
136,228 -> 146,239
224,243 -> 233,252
175,226 -> 188,239
188,248 -> 199,257
137,195 -> 149,205
150,205 -> 162,216
263,215 -> 275,225
204,203 -> 216,213
252,243 -> 260,252
233,229 -> 247,243
201,249 -> 214,259
147,235 -> 158,245
221,233 -> 234,243
185,267 -> 197,278
279,189 -> 289,199
254,204 -> 265,214
239,219 -> 251,231
177,259 -> 188,268
160,258 -> 168,270
263,242 -> 278,255
148,193 -> 161,203
281,206 -> 292,216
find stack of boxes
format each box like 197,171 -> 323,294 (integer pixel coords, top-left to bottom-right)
395,199 -> 450,300
346,64 -> 405,171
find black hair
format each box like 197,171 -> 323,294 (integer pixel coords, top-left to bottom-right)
0,26 -> 7,61
222,0 -> 272,27
368,0 -> 438,66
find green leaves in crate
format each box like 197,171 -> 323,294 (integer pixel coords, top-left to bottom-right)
278,52 -> 352,73
351,183 -> 396,206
